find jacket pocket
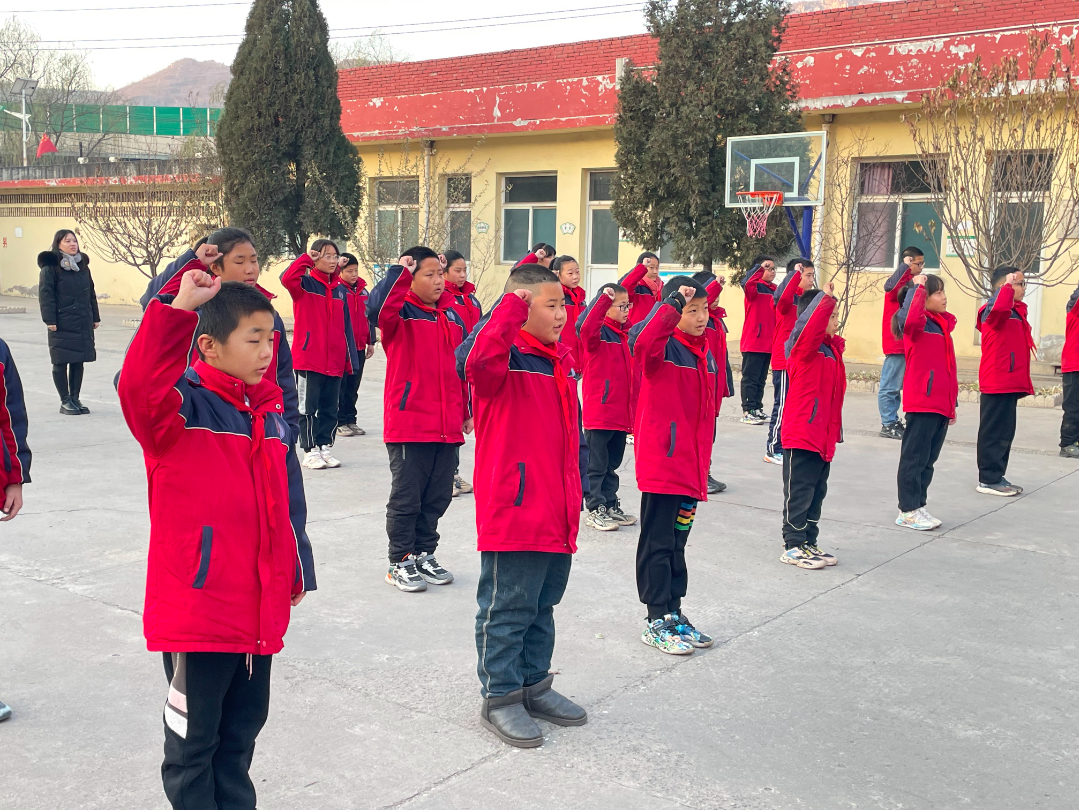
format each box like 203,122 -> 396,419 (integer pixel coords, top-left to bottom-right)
756,324 -> 762,338
301,331 -> 310,351
399,381 -> 412,410
601,379 -> 610,404
192,526 -> 213,589
667,421 -> 677,458
513,462 -> 526,506
808,398 -> 819,424
1009,352 -> 1015,373
926,371 -> 934,396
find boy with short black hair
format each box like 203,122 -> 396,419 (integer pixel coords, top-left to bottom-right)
1061,280 -> 1079,459
976,267 -> 1034,495
739,255 -> 777,424
879,247 -> 925,439
336,253 -> 376,437
780,287 -> 844,570
578,283 -> 634,531
630,275 -> 719,656
766,258 -> 815,465
119,271 -> 313,810
457,263 -> 587,749
368,246 -> 470,591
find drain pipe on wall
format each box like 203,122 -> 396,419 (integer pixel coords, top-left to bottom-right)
423,139 -> 435,241
814,114 -> 834,269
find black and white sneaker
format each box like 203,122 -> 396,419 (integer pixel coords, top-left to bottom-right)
879,421 -> 904,440
607,501 -> 637,526
386,555 -> 427,592
707,475 -> 727,494
415,552 -> 454,585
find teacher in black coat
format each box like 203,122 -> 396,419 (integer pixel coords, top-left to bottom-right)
38,229 -> 100,415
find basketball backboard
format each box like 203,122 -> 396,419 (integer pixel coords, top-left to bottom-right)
725,131 -> 827,208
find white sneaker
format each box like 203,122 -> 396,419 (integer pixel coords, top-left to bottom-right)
302,450 -> 327,470
895,510 -> 935,531
319,446 -> 341,468
917,508 -> 943,528
763,452 -> 783,465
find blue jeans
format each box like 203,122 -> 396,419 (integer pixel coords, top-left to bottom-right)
878,354 -> 905,425
475,551 -> 572,698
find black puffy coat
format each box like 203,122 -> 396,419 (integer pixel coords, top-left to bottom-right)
38,251 -> 100,365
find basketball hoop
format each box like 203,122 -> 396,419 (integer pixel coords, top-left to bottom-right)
737,191 -> 783,238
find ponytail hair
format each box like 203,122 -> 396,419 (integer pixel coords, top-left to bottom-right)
891,275 -> 945,339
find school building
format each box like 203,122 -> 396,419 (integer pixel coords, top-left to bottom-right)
0,0 -> 1076,367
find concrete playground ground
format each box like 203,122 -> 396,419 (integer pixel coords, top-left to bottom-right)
1,297 -> 1076,810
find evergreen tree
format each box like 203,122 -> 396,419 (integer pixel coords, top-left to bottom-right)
218,0 -> 362,257
612,0 -> 801,272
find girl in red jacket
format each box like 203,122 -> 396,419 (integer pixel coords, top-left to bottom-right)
443,249 -> 484,496
1059,281 -> 1079,459
619,251 -> 662,436
335,253 -> 376,437
739,255 -> 777,424
552,255 -> 587,373
892,274 -> 957,531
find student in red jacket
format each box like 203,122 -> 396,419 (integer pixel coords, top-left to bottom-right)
892,274 -> 958,530
513,243 -> 555,270
119,273 -> 311,810
368,246 -> 470,592
335,254 -> 376,437
1060,281 -> 1079,459
766,259 -> 815,464
695,270 -> 733,494
739,255 -> 777,424
630,276 -> 719,656
619,251 -> 662,430
578,283 -> 635,532
780,288 -> 844,570
0,336 -> 30,724
443,249 -> 483,495
552,255 -> 587,372
457,263 -> 587,749
976,267 -> 1035,496
281,239 -> 359,470
879,247 -> 925,439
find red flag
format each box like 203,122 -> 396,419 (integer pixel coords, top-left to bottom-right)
36,134 -> 58,158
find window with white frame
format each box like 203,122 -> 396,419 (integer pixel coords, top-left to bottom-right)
445,174 -> 472,261
990,150 -> 1051,275
855,160 -> 942,270
587,171 -> 619,267
502,174 -> 557,263
375,178 -> 420,259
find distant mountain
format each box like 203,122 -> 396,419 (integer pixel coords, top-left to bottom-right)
118,59 -> 231,107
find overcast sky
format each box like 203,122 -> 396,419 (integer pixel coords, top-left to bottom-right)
5,0 -> 653,90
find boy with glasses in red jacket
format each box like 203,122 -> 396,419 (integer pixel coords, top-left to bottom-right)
457,263 -> 587,749
630,275 -> 720,656
119,271 -> 312,810
368,246 -> 471,592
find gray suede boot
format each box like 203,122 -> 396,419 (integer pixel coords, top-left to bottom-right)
523,675 -> 587,726
480,689 -> 543,748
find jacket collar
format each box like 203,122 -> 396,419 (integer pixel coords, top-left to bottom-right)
190,360 -> 284,415
445,280 -> 475,296
342,276 -> 368,294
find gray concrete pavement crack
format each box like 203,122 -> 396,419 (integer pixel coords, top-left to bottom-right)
375,750 -> 509,808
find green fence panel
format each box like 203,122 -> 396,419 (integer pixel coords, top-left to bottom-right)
208,107 -> 221,136
128,106 -> 154,136
154,106 -> 182,136
102,106 -> 128,133
181,107 -> 209,137
72,105 -> 102,133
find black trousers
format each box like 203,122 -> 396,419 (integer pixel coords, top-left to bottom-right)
782,448 -> 830,549
161,652 -> 271,810
296,370 -> 341,451
897,412 -> 949,512
386,442 -> 457,563
584,429 -> 627,511
336,356 -> 366,427
1061,371 -> 1079,448
766,369 -> 788,455
740,351 -> 771,412
636,492 -> 697,620
52,362 -> 84,400
977,392 -> 1020,485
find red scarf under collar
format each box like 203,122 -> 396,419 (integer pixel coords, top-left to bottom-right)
517,329 -> 575,434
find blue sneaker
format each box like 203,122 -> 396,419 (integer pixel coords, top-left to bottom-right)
641,616 -> 694,655
671,611 -> 714,648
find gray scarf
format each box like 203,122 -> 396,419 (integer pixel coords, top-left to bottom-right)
59,252 -> 82,272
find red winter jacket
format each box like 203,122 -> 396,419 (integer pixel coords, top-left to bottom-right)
0,339 -> 30,492
620,263 -> 662,330
560,284 -> 587,372
740,265 -> 777,354
281,255 -> 359,377
770,270 -> 803,371
976,283 -> 1035,396
458,294 -> 581,553
577,290 -> 633,432
445,280 -> 483,335
782,293 -> 847,462
341,277 -> 373,349
368,265 -> 469,444
630,293 -> 719,501
1062,284 -> 1079,374
882,263 -> 914,356
896,285 -> 959,419
119,301 -> 306,655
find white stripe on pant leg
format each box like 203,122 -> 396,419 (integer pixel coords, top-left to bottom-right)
784,451 -> 811,532
768,372 -> 787,455
479,552 -> 499,695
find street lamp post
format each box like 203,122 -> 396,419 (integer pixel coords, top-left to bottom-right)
6,78 -> 40,167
